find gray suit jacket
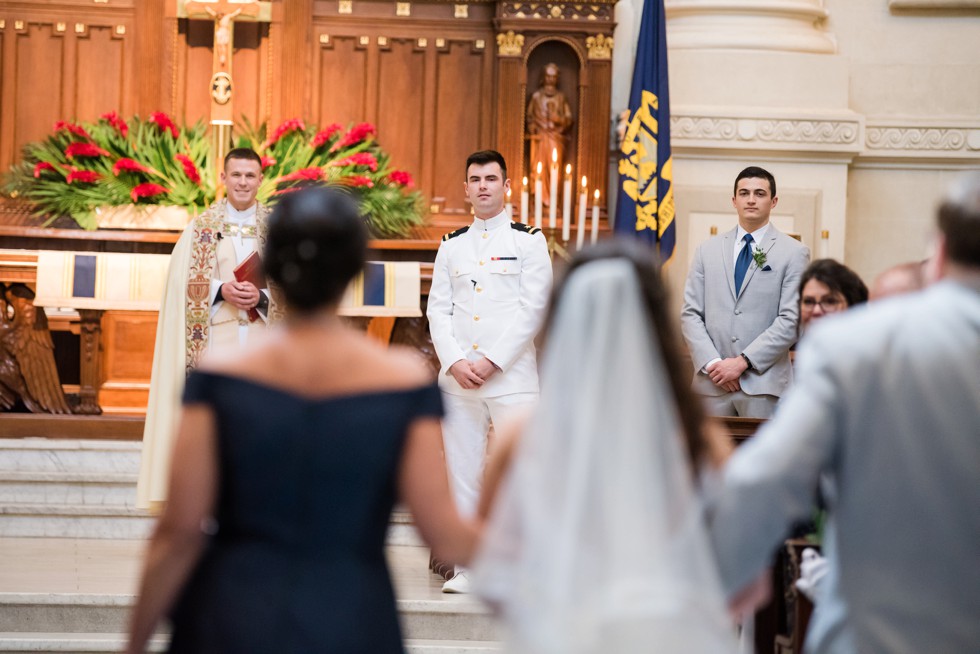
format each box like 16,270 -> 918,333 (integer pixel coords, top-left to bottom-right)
681,225 -> 809,397
709,280 -> 980,653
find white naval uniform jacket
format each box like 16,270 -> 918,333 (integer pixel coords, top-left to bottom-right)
427,210 -> 553,398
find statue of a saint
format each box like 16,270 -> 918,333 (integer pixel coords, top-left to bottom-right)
526,63 -> 574,206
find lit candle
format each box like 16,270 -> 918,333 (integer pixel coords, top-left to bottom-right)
576,176 -> 587,250
562,164 -> 572,241
506,188 -> 513,220
591,189 -> 601,245
520,177 -> 529,224
548,149 -> 558,229
534,162 -> 543,228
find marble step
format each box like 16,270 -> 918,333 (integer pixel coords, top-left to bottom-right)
0,594 -> 500,643
0,504 -> 155,539
0,440 -> 142,474
0,471 -> 138,506
0,633 -> 499,653
0,502 -> 422,544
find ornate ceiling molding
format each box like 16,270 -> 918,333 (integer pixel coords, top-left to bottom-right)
861,121 -> 980,163
670,113 -> 862,153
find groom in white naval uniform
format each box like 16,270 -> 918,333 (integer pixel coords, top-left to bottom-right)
427,150 -> 553,593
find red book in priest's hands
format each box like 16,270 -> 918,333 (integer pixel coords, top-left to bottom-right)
233,251 -> 266,322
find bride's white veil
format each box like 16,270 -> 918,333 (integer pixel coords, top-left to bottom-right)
472,258 -> 736,653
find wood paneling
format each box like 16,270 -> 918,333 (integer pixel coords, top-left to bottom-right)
99,310 -> 155,415
432,41 -> 488,212
377,39 -> 425,178
14,24 -> 64,157
316,36 -> 369,127
74,26 -> 126,121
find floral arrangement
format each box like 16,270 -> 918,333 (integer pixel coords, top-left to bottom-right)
3,113 -> 424,238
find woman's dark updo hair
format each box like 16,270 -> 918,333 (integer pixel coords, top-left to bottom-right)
799,258 -> 869,308
264,185 -> 367,313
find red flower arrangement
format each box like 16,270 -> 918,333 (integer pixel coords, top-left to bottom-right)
65,142 -> 109,159
339,175 -> 374,188
278,167 -> 324,183
130,182 -> 169,202
265,118 -> 306,147
100,111 -> 128,137
65,167 -> 101,184
310,123 -> 343,149
53,121 -> 92,140
330,122 -> 376,152
174,154 -> 201,184
112,158 -> 151,176
149,112 -> 179,138
33,162 -> 56,178
333,152 -> 378,172
388,170 -> 414,188
260,155 -> 277,170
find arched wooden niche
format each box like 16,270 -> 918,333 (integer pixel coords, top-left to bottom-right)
524,40 -> 582,197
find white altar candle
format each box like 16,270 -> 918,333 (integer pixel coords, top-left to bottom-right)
591,189 -> 600,245
562,164 -> 572,241
520,177 -> 529,224
534,163 -> 543,228
506,188 -> 513,220
549,149 -> 558,229
576,176 -> 587,250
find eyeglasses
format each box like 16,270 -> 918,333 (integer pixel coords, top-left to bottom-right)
801,297 -> 845,311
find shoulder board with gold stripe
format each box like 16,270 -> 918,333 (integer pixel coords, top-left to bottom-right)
510,222 -> 541,235
442,225 -> 470,241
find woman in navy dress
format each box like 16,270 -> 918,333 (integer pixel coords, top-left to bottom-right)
127,186 -> 477,653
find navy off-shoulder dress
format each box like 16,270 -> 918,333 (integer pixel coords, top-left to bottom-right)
166,370 -> 443,653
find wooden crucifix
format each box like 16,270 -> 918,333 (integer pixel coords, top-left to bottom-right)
179,0 -> 271,184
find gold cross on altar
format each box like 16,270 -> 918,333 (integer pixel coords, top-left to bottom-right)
178,1 -> 271,183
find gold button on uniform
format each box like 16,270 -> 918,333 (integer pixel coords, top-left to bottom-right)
472,344 -> 479,350
482,233 -> 488,239
476,286 -> 483,292
479,260 -> 485,266
474,315 -> 480,321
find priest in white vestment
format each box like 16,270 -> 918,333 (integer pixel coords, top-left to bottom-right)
137,148 -> 282,510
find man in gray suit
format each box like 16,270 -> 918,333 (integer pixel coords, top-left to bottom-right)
710,172 -> 980,653
681,166 -> 810,417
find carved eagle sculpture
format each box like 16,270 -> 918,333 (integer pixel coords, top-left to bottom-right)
0,284 -> 71,414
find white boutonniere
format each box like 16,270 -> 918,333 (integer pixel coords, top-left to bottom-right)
751,247 -> 768,269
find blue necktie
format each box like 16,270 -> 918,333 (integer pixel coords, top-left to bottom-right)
734,234 -> 754,296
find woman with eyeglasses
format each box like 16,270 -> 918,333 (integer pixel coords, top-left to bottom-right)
798,259 -> 869,333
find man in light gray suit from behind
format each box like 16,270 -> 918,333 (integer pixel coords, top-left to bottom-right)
709,173 -> 980,653
681,166 -> 810,418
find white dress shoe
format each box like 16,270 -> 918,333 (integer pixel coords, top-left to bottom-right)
441,570 -> 471,594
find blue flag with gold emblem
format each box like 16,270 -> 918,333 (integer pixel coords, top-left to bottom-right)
614,0 -> 674,264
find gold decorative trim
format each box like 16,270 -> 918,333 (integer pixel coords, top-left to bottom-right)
821,230 -> 830,239
359,35 -> 369,46
549,5 -> 561,17
436,37 -> 446,48
396,2 -> 411,16
15,21 -> 25,30
496,30 -> 524,57
378,36 -> 388,46
0,20 -> 5,30
319,33 -> 330,44
56,22 -> 67,32
454,4 -> 469,17
417,37 -> 427,47
475,39 -> 485,49
339,0 -> 353,14
75,23 -> 85,34
115,25 -> 126,35
586,33 -> 613,60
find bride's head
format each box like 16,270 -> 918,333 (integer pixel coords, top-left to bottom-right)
265,186 -> 367,315
545,239 -> 710,469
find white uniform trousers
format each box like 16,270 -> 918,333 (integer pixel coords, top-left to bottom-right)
441,391 -> 538,518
